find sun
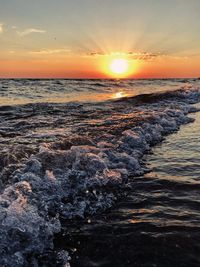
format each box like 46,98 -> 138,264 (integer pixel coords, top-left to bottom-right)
100,53 -> 138,78
109,58 -> 129,75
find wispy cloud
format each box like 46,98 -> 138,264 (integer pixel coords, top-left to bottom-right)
0,23 -> 4,34
17,28 -> 46,36
29,48 -> 71,55
127,51 -> 159,61
87,51 -> 161,61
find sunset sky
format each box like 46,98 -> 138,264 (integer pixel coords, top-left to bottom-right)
0,0 -> 200,78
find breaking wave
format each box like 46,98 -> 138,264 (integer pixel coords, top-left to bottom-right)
0,86 -> 200,266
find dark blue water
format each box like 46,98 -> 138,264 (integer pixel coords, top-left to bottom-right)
56,105 -> 200,267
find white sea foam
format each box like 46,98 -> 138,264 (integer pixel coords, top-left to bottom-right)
0,86 -> 200,266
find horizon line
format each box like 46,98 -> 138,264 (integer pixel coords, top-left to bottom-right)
0,77 -> 199,80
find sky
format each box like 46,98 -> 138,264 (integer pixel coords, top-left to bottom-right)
0,0 -> 200,78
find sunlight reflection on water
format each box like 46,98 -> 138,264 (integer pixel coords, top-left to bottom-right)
112,91 -> 129,99
0,78 -> 198,105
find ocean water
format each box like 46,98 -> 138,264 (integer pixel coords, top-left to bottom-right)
59,104 -> 200,267
0,78 -> 199,105
0,79 -> 200,266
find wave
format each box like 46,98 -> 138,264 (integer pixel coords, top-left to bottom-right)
0,87 -> 200,266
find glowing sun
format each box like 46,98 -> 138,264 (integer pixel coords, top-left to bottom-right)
109,58 -> 129,75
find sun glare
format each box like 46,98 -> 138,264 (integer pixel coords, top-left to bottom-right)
110,58 -> 129,75
112,91 -> 129,99
100,53 -> 138,78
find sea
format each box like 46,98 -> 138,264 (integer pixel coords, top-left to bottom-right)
0,78 -> 200,267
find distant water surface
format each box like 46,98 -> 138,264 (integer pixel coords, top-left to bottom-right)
0,78 -> 199,105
